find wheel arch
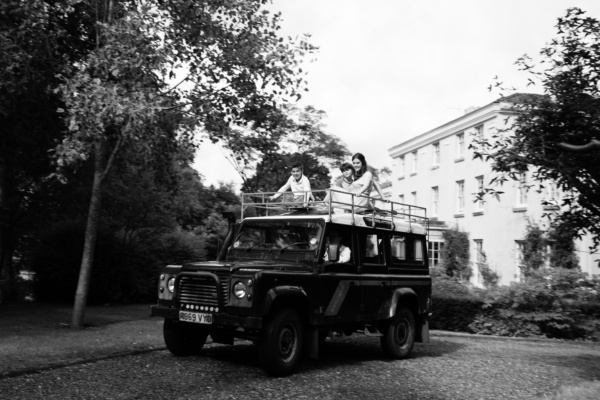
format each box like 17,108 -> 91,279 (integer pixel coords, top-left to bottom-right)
387,287 -> 420,319
387,287 -> 429,343
260,285 -> 311,322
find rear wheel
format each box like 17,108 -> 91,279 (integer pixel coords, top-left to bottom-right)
259,308 -> 303,376
380,306 -> 415,359
163,318 -> 208,356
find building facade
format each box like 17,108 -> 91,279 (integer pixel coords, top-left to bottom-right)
388,96 -> 600,285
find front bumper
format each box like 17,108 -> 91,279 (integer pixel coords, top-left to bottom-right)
150,305 -> 263,330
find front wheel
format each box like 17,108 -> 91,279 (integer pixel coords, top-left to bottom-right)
259,308 -> 304,376
163,318 -> 208,356
380,306 -> 415,359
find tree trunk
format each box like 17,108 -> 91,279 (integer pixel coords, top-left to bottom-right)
0,153 -> 16,302
71,140 -> 106,328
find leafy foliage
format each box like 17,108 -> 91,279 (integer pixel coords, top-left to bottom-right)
439,226 -> 471,281
547,220 -> 580,270
520,220 -> 547,278
470,8 -> 600,247
477,251 -> 500,288
519,219 -> 580,278
31,220 -> 207,304
235,105 -> 351,193
470,268 -> 600,339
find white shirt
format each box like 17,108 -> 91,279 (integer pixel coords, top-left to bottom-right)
324,244 -> 351,263
272,175 -> 312,199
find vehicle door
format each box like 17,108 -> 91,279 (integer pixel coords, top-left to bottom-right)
319,226 -> 361,321
389,233 -> 430,306
358,230 -> 390,317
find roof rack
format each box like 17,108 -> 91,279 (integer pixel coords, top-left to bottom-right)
241,189 -> 428,236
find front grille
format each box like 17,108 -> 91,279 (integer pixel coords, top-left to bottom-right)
177,273 -> 230,309
214,271 -> 230,304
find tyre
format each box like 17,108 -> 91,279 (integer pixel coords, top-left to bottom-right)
259,308 -> 303,376
163,318 -> 208,357
380,306 -> 415,359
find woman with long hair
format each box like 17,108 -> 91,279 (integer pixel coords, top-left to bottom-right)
350,152 -> 386,202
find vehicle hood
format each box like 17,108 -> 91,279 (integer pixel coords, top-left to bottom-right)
182,260 -> 313,273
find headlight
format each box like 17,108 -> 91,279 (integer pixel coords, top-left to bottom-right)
167,277 -> 176,293
233,281 -> 247,299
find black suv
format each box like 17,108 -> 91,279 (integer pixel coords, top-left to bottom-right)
150,190 -> 431,376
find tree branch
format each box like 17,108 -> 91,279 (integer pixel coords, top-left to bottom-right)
557,139 -> 600,152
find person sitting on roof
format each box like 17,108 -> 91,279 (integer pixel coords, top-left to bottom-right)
269,163 -> 313,206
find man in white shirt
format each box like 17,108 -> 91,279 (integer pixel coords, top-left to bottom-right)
269,164 -> 312,205
323,231 -> 352,263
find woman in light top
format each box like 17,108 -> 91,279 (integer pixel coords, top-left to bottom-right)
349,153 -> 386,207
324,153 -> 386,211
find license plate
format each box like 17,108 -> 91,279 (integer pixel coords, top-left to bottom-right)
179,311 -> 213,325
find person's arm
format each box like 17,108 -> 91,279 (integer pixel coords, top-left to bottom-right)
373,179 -> 387,200
269,177 -> 292,200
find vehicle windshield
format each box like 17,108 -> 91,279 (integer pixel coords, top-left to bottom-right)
232,220 -> 324,253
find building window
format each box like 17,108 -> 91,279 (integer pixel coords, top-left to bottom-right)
431,186 -> 439,216
432,142 -> 440,166
517,172 -> 528,205
456,133 -> 465,159
428,241 -> 444,266
398,156 -> 405,177
474,239 -> 483,262
391,236 -> 406,262
456,180 -> 465,213
474,175 -> 484,211
475,124 -> 484,138
414,239 -> 424,262
411,151 -> 418,174
411,191 -> 417,205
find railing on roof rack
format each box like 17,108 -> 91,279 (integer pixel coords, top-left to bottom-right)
241,189 -> 428,234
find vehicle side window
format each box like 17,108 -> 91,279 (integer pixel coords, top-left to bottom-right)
361,233 -> 384,265
391,235 -> 406,263
324,229 -> 353,264
414,239 -> 424,262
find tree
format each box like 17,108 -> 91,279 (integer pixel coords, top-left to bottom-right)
471,8 -> 600,247
0,0 -> 100,300
236,105 -> 351,194
547,221 -> 580,270
51,0 -> 315,327
439,226 -> 471,281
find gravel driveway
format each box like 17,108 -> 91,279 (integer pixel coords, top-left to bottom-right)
2,332 -> 599,399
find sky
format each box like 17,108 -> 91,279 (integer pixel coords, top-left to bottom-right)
194,0 -> 600,188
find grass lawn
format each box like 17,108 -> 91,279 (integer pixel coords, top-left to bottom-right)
0,302 -> 164,377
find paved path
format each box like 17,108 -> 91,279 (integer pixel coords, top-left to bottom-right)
1,331 -> 600,399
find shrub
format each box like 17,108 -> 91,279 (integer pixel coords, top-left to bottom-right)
439,227 -> 471,281
469,270 -> 600,339
31,221 -> 207,304
430,294 -> 484,332
477,251 -> 500,288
